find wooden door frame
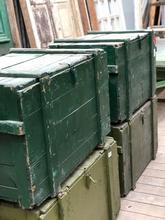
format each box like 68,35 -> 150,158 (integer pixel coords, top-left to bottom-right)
70,0 -> 84,36
86,0 -> 99,31
6,0 -> 21,47
78,0 -> 91,33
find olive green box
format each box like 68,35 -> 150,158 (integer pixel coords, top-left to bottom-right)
50,30 -> 156,123
57,137 -> 120,220
0,137 -> 120,220
111,97 -> 158,196
0,199 -> 59,220
0,49 -> 110,208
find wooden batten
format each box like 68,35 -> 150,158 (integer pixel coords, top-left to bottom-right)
86,0 -> 99,31
19,0 -> 38,48
6,0 -> 22,48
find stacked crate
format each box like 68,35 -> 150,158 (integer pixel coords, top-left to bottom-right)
50,30 -> 158,196
0,137 -> 120,220
0,49 -> 120,219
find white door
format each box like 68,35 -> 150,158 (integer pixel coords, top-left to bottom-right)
50,0 -> 84,38
94,0 -> 126,31
21,0 -> 84,48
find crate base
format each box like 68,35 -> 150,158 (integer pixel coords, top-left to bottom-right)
0,137 -> 120,220
111,97 -> 158,196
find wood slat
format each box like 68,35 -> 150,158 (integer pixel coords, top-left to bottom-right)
149,0 -> 157,27
156,153 -> 165,163
138,175 -> 165,187
126,191 -> 165,207
86,0 -> 99,31
118,210 -> 163,220
158,147 -> 165,153
158,5 -> 163,26
143,168 -> 165,178
135,183 -> 165,197
19,0 -> 38,48
121,200 -> 165,219
6,0 -> 22,48
148,161 -> 165,170
78,0 -> 91,33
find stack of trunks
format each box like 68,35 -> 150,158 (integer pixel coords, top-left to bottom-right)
0,49 -> 120,220
50,30 -> 158,196
0,30 -> 157,220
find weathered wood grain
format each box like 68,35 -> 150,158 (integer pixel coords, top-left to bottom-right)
117,102 -> 165,219
118,210 -> 163,220
121,200 -> 165,218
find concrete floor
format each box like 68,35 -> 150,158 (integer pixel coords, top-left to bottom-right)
117,102 -> 165,220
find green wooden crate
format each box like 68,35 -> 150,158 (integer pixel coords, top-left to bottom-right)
111,96 -> 158,196
0,49 -> 110,208
0,0 -> 13,55
50,30 -> 156,123
0,137 -> 120,220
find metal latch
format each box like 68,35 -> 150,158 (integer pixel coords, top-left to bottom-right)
70,66 -> 78,86
85,174 -> 96,189
107,65 -> 118,74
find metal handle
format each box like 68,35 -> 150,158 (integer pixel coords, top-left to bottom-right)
70,67 -> 78,85
107,65 -> 118,74
0,120 -> 24,135
85,174 -> 96,189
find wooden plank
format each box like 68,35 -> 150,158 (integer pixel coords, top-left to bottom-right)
156,153 -> 165,163
30,1 -> 55,48
19,0 -> 38,48
143,168 -> 165,178
126,191 -> 165,207
138,175 -> 165,187
158,141 -> 165,146
158,135 -> 165,141
148,161 -> 165,170
158,5 -> 163,26
78,0 -> 91,33
158,146 -> 165,153
51,0 -> 84,38
70,0 -> 84,36
118,210 -> 163,220
121,199 -> 165,218
6,0 -> 22,48
135,183 -> 165,197
149,0 -> 157,27
152,0 -> 165,6
86,0 -> 99,30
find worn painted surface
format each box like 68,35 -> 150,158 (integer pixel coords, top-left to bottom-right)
50,30 -> 156,123
26,0 -> 83,48
0,49 -> 110,208
58,137 -> 120,220
111,97 -> 158,196
0,0 -> 13,55
117,102 -> 165,220
0,199 -> 59,220
0,137 -> 120,220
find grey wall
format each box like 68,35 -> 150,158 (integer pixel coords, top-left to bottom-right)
122,0 -> 135,29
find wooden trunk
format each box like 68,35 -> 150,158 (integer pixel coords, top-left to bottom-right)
111,97 -> 158,196
0,137 -> 120,220
0,49 -> 110,208
50,30 -> 156,123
